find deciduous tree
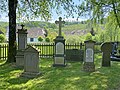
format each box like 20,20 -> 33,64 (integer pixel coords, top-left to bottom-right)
77,0 -> 120,27
0,0 -> 75,63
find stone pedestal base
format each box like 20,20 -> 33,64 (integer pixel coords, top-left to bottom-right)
83,62 -> 95,72
16,50 -> 24,67
21,71 -> 41,78
53,56 -> 66,67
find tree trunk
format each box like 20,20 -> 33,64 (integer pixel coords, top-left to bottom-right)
7,0 -> 17,63
112,1 -> 120,28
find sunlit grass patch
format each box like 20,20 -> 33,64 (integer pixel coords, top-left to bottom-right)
0,54 -> 120,90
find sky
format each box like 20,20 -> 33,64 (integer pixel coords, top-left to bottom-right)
0,0 -> 87,23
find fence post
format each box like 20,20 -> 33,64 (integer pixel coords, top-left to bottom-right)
80,42 -> 82,49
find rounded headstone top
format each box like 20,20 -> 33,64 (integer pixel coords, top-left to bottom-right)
101,42 -> 112,52
84,40 -> 96,43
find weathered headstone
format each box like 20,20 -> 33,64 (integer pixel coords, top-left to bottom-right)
21,46 -> 40,78
18,24 -> 27,50
101,42 -> 112,67
16,24 -> 27,67
83,40 -> 95,72
53,17 -> 66,67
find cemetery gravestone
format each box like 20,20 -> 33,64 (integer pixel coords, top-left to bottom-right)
16,24 -> 27,67
101,42 -> 112,67
21,46 -> 40,78
83,40 -> 95,72
53,17 -> 66,67
18,24 -> 27,50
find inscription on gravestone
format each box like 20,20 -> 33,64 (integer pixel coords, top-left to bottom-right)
86,48 -> 93,62
55,57 -> 64,64
56,42 -> 64,54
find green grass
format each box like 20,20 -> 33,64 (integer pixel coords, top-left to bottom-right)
0,54 -> 120,90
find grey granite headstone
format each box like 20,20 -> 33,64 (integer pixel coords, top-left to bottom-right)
17,24 -> 27,50
101,42 -> 112,67
83,40 -> 95,72
86,48 -> 93,62
53,36 -> 66,67
16,25 -> 27,67
53,17 -> 66,67
21,46 -> 40,78
16,50 -> 24,66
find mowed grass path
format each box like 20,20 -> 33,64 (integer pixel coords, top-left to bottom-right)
0,54 -> 120,90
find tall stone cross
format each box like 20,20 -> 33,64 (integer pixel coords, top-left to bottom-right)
55,17 -> 65,36
21,24 -> 25,29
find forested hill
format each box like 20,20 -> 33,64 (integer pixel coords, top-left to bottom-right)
0,21 -> 90,33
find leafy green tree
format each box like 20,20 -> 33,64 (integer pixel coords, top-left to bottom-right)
7,0 -> 17,63
38,36 -> 43,42
77,0 -> 120,28
0,34 -> 5,43
45,37 -> 50,42
0,0 -> 75,63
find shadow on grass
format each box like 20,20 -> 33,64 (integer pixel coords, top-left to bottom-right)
1,56 -> 120,90
30,56 -> 120,90
0,60 -> 31,89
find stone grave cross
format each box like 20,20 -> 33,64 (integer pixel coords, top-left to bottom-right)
21,24 -> 25,29
55,17 -> 65,36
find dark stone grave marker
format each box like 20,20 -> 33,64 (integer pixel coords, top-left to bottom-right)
66,49 -> 84,62
101,42 -> 112,67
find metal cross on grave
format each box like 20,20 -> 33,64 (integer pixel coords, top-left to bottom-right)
55,17 -> 65,36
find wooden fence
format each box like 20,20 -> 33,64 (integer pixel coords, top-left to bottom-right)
0,42 -> 102,60
0,44 -> 8,60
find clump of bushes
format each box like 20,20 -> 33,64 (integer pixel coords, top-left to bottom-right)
38,36 -> 43,42
45,37 -> 50,42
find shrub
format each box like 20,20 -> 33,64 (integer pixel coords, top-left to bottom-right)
45,37 -> 50,42
38,36 -> 43,42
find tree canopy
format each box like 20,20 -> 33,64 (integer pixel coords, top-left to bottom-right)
0,0 -> 76,63
0,0 -> 75,21
1,0 -> 120,62
77,0 -> 120,27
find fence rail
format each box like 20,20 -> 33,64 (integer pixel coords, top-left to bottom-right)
0,42 -> 102,60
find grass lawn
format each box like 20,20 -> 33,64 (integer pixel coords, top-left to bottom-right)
0,54 -> 120,90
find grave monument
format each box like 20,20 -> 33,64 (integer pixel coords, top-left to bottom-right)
16,24 -> 27,67
101,42 -> 112,67
53,17 -> 66,67
21,46 -> 40,78
83,40 -> 95,72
